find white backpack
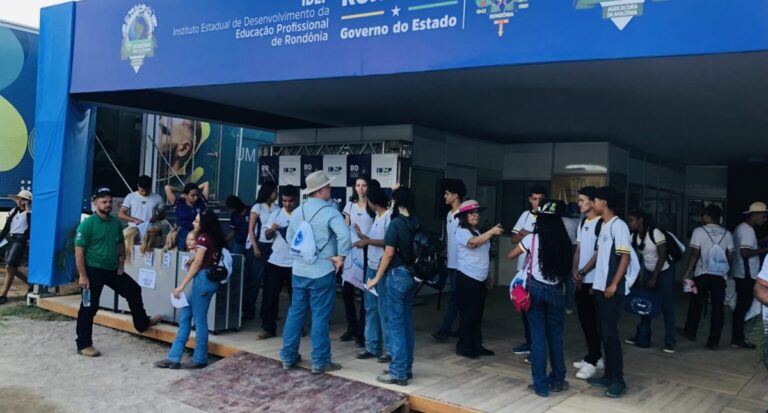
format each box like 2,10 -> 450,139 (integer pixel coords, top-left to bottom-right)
290,205 -> 329,265
703,229 -> 730,275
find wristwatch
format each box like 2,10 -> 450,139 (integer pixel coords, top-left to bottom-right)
578,269 -> 586,276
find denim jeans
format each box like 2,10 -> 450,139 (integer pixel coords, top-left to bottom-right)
438,268 -> 459,333
364,267 -> 390,356
525,279 -> 566,395
280,272 -> 336,369
229,241 -> 245,255
167,270 -> 219,364
387,266 -> 416,380
243,242 -> 272,318
635,267 -> 676,347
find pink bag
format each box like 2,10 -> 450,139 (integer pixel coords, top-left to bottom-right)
510,235 -> 534,312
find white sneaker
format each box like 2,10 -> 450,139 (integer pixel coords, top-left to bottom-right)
573,358 -> 604,370
596,358 -> 604,370
573,359 -> 587,369
576,363 -> 597,380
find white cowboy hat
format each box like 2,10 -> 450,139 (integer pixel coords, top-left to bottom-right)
742,202 -> 768,214
303,171 -> 334,195
10,190 -> 32,201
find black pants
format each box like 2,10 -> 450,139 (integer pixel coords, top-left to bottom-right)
595,292 -> 624,383
456,272 -> 487,357
683,274 -> 726,346
260,263 -> 293,335
76,266 -> 150,350
732,277 -> 756,342
575,282 -> 602,365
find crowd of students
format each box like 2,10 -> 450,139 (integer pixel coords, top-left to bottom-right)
5,170 -> 767,401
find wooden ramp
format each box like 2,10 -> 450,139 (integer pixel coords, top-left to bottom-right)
163,352 -> 406,413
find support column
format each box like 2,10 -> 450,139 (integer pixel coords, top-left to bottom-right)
29,2 -> 97,287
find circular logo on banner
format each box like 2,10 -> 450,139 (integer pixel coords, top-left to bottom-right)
121,4 -> 158,73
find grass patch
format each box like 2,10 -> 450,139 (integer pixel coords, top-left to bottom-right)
0,301 -> 72,322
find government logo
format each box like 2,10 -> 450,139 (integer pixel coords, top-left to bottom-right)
121,4 -> 158,73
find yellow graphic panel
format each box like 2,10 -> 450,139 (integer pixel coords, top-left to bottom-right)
0,96 -> 28,172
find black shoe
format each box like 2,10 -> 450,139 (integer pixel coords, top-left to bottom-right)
154,359 -> 180,369
0,296 -> 8,305
356,351 -> 378,360
587,376 -> 612,388
456,351 -> 479,359
377,374 -> 408,386
282,355 -> 302,370
527,384 -> 549,397
605,381 -> 627,398
312,362 -> 342,375
431,330 -> 450,343
479,347 -> 495,357
676,327 -> 696,341
377,354 -> 392,363
731,339 -> 757,349
624,337 -> 637,346
339,331 -> 356,342
181,361 -> 208,369
551,381 -> 570,393
706,342 -> 719,351
383,369 -> 413,380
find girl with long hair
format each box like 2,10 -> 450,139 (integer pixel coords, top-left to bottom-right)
156,211 -> 225,369
244,182 -> 278,320
508,201 -> 572,397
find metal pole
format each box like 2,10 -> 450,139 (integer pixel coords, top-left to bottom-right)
94,134 -> 133,194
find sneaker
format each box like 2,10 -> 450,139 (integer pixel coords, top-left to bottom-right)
523,356 -> 531,365
551,381 -> 570,393
676,327 -> 696,341
512,342 -> 531,355
431,330 -> 450,343
376,373 -> 408,386
77,347 -> 102,357
479,347 -> 495,357
731,339 -> 757,350
527,384 -> 549,398
576,363 -> 597,380
662,345 -> 676,354
605,382 -> 627,398
339,331 -> 356,342
312,362 -> 342,375
153,359 -> 180,369
624,337 -> 637,346
181,361 -> 208,369
255,330 -> 276,340
383,369 -> 413,380
565,309 -> 574,316
587,376 -> 612,388
377,354 -> 392,363
356,351 -> 379,360
0,296 -> 8,305
282,355 -> 302,370
148,315 -> 163,327
706,343 -> 719,351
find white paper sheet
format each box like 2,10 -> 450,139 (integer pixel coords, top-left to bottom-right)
170,292 -> 189,308
162,252 -> 171,269
138,268 -> 157,289
363,284 -> 378,297
0,239 -> 7,249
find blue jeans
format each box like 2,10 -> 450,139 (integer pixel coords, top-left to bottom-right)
364,267 -> 390,356
635,267 -> 676,347
243,242 -> 272,318
438,268 -> 459,333
387,266 -> 416,380
280,272 -> 336,369
525,279 -> 566,395
229,241 -> 245,255
167,270 -> 219,364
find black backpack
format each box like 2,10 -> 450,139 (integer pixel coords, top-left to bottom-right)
397,217 -> 445,282
648,227 -> 685,264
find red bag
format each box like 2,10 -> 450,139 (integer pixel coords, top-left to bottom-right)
510,235 -> 535,312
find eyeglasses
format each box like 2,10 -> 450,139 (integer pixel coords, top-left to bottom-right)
468,211 -> 480,216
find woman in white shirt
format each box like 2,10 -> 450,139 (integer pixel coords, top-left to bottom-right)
454,200 -> 504,359
244,182 -> 278,321
627,210 -> 675,353
508,202 -> 572,397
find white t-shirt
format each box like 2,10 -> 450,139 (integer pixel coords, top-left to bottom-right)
455,227 -> 491,281
446,209 -> 460,269
9,208 -> 30,235
122,192 -> 163,227
733,222 -> 759,279
250,202 -> 279,245
562,217 -> 579,246
366,210 -> 392,270
594,217 -> 633,293
576,216 -> 601,284
344,202 -> 374,243
689,225 -> 735,277
513,210 -> 537,271
633,229 -> 670,272
266,208 -> 293,268
758,258 -> 768,282
519,234 -> 559,285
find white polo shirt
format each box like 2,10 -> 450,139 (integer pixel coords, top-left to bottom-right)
689,225 -> 735,277
455,227 -> 491,281
344,202 -> 374,243
593,217 -> 633,293
366,209 -> 392,270
733,222 -> 759,279
576,216 -> 601,284
513,210 -> 537,271
265,208 -> 293,268
249,202 -> 279,247
122,192 -> 163,227
634,229 -> 670,272
446,209 -> 460,270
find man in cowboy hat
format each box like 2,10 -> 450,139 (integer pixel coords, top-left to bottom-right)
731,201 -> 768,349
0,190 -> 32,304
280,171 -> 351,374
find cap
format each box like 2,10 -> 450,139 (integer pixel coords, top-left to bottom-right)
540,201 -> 558,215
92,187 -> 112,200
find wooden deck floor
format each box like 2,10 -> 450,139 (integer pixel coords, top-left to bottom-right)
40,288 -> 768,413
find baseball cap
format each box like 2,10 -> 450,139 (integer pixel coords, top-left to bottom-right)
92,187 -> 112,200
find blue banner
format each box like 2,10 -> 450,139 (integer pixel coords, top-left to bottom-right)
69,0 -> 768,93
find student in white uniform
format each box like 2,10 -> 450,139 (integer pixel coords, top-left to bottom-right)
626,209 -> 676,353
571,186 -> 604,380
453,200 -> 503,359
433,179 -> 466,342
244,182 -> 278,321
510,185 -> 546,357
0,190 -> 32,305
341,176 -> 375,345
354,187 -> 392,362
680,204 -> 735,351
731,202 -> 768,349
754,258 -> 768,305
256,186 -> 299,340
118,175 -> 164,232
588,187 -> 636,399
508,202 -> 572,397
